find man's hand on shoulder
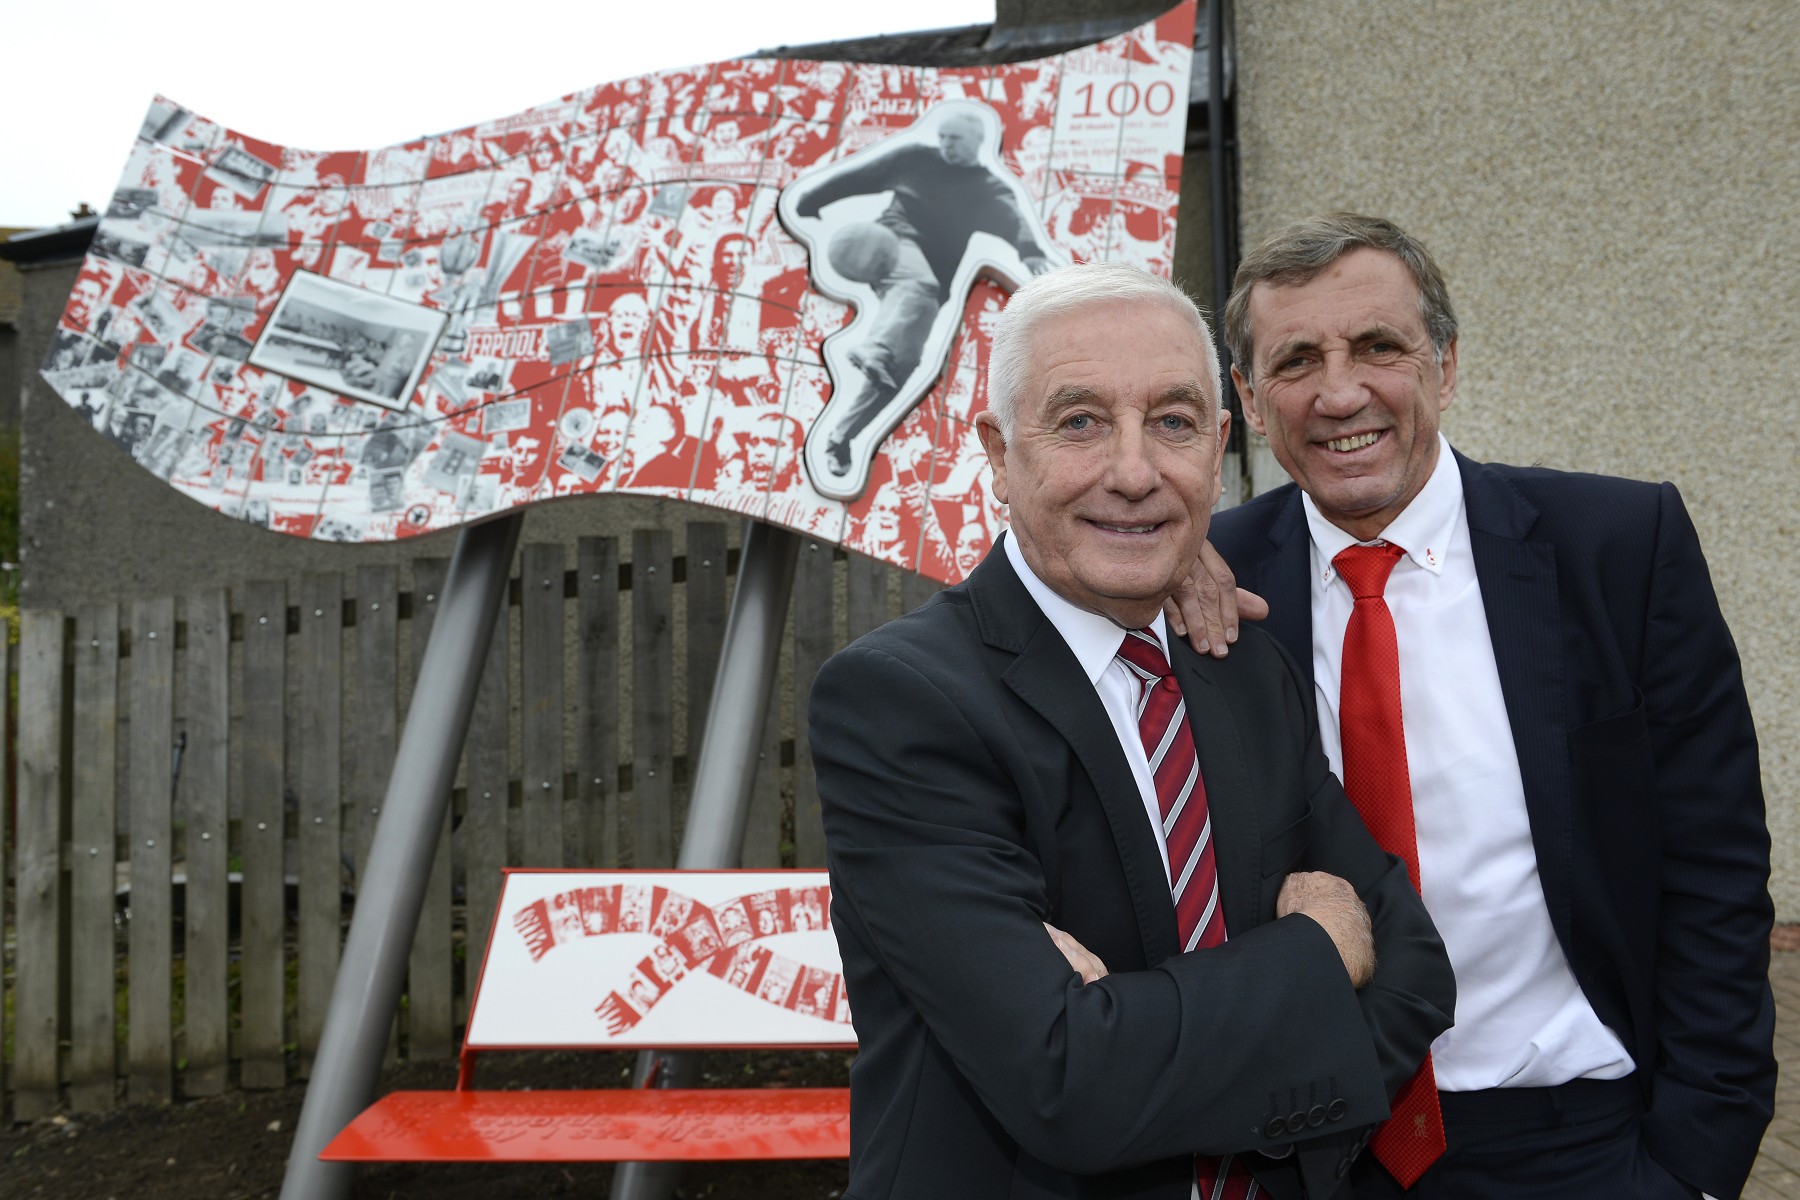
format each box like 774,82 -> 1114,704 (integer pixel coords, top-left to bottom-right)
1163,540 -> 1270,658
1278,872 -> 1376,988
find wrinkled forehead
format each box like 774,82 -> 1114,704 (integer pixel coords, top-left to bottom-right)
1247,249 -> 1427,350
1025,296 -> 1217,409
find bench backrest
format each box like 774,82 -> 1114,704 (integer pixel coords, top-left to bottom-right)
467,869 -> 855,1053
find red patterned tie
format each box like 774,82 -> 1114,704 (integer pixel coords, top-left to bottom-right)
1116,629 -> 1255,1200
1333,544 -> 1446,1187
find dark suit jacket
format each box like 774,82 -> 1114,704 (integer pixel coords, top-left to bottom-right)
1207,451 -> 1775,1198
811,542 -> 1455,1200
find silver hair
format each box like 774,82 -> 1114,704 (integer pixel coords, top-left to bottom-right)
986,262 -> 1219,439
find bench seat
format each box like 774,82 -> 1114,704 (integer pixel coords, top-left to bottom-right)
317,869 -> 855,1166
322,1086 -> 851,1161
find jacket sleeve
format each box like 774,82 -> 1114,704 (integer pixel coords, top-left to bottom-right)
813,639 -> 1439,1175
788,150 -> 900,218
1635,483 -> 1775,1197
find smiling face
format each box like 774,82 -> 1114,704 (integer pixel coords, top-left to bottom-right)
1234,248 -> 1456,541
713,235 -> 747,289
976,298 -> 1226,629
67,278 -> 104,327
865,482 -> 903,547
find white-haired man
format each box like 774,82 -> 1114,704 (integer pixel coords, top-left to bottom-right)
811,262 -> 1453,1199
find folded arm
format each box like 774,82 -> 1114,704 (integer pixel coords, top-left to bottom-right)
813,641 -> 1426,1172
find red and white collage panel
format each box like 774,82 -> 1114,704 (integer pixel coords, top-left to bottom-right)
43,2 -> 1195,584
472,870 -> 844,1049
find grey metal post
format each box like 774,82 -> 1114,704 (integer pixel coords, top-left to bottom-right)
279,511 -> 524,1200
611,517 -> 802,1200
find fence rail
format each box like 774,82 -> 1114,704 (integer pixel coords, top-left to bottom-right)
1,521 -> 929,1119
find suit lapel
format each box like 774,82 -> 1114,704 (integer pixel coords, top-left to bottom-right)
967,545 -> 1180,965
1245,490 -> 1316,686
1172,646 -> 1262,936
1458,453 -> 1575,942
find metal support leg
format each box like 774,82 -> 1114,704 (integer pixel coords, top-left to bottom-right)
278,512 -> 523,1200
611,518 -> 802,1200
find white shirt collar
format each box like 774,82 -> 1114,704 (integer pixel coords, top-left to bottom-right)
1302,433 -> 1463,584
1001,528 -> 1169,684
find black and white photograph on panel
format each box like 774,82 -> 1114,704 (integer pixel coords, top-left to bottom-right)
249,270 -> 448,411
776,99 -> 1067,501
206,141 -> 277,200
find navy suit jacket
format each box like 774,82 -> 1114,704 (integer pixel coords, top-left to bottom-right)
1208,450 -> 1775,1197
811,542 -> 1453,1200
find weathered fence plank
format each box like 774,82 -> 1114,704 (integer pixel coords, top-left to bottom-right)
901,570 -> 941,615
742,690 -> 784,868
127,596 -> 176,1105
239,581 -> 287,1089
0,639 -> 11,1107
683,522 -> 728,845
181,590 -> 231,1097
520,543 -> 564,868
846,552 -> 889,641
462,596 -> 510,1014
631,529 -> 675,867
576,536 -> 620,869
6,519 -> 907,1110
790,540 -> 835,868
294,574 -> 342,1075
69,605 -> 119,1112
406,558 -> 454,1060
15,611 -> 67,1119
351,566 -> 402,1060
350,565 -> 399,886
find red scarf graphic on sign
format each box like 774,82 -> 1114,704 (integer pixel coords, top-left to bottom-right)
511,883 -> 849,1034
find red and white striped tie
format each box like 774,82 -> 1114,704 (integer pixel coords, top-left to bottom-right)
1116,628 -> 1256,1200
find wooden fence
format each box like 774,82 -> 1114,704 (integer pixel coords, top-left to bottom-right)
1,521 -> 939,1119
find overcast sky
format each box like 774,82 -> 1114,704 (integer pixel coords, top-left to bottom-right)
1,0 -> 995,230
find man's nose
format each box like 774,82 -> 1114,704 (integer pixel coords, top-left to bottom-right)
1315,351 -> 1368,417
1102,422 -> 1159,498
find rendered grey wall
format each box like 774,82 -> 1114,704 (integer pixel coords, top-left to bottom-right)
1232,1 -> 1800,911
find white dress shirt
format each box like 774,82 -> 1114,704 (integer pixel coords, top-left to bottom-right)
1003,531 -> 1177,878
1302,435 -> 1632,1091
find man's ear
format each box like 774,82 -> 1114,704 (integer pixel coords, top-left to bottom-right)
1231,365 -> 1266,436
1437,337 -> 1458,411
975,412 -> 1010,505
1208,408 -> 1231,507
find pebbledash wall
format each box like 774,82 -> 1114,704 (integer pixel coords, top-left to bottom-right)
1229,0 -> 1799,911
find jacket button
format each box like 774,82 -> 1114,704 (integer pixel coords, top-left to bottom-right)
1327,1098 -> 1348,1121
1264,1118 -> 1287,1139
1307,1104 -> 1327,1127
1285,1110 -> 1308,1134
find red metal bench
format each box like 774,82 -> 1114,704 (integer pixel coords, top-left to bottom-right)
320,868 -> 854,1163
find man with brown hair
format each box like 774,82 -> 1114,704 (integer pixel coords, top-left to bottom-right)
1205,213 -> 1773,1199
